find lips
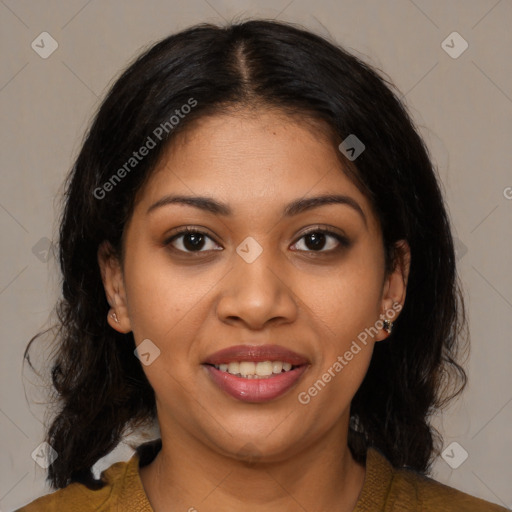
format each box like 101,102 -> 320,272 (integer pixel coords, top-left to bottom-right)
202,344 -> 309,403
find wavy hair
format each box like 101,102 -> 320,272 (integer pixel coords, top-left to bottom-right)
24,18 -> 468,490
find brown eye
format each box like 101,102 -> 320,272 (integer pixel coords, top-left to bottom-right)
291,229 -> 350,253
165,228 -> 222,253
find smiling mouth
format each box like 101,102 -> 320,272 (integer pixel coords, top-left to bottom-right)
207,360 -> 301,379
202,344 -> 309,402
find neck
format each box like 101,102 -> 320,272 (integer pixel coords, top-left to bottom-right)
140,419 -> 366,512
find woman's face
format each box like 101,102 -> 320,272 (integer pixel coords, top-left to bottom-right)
99,109 -> 408,462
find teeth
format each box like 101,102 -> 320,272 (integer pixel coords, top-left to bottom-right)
227,362 -> 239,375
213,360 -> 296,378
239,361 -> 255,377
256,361 -> 273,376
272,361 -> 283,373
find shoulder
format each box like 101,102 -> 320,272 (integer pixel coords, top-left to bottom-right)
14,459 -> 132,512
392,467 -> 509,511
361,447 -> 509,512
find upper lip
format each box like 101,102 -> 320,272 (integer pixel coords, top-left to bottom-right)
203,344 -> 309,366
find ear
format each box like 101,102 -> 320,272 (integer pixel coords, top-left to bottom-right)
97,240 -> 132,334
375,240 -> 411,341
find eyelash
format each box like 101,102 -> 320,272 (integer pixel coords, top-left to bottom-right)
164,226 -> 351,255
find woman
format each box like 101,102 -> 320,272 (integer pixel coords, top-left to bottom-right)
18,19 -> 508,512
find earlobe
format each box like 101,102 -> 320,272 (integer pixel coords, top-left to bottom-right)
97,241 -> 132,334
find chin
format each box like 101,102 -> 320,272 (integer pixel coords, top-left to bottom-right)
203,424 -> 305,465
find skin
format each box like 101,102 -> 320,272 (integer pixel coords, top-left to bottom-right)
98,109 -> 410,512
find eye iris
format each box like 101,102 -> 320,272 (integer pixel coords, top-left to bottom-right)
305,232 -> 326,251
184,232 -> 205,251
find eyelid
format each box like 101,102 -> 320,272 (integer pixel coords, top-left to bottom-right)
296,225 -> 349,241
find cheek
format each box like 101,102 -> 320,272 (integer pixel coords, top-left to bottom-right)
295,266 -> 379,419
123,246 -> 222,353
299,256 -> 384,345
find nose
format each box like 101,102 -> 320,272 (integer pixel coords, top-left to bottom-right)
216,244 -> 298,330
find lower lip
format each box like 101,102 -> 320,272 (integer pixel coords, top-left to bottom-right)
204,365 -> 308,403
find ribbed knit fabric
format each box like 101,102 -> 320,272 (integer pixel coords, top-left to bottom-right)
16,440 -> 509,511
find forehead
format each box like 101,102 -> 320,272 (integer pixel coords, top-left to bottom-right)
132,110 -> 378,231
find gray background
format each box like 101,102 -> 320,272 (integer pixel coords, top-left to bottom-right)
1,0 -> 511,510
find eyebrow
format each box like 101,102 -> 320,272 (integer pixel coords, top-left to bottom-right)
146,193 -> 367,226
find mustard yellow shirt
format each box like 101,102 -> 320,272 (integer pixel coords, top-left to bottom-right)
16,443 -> 509,511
